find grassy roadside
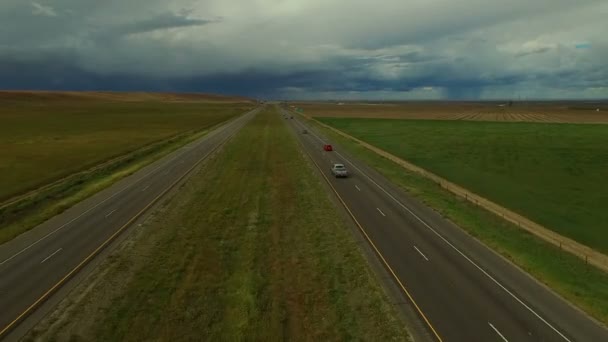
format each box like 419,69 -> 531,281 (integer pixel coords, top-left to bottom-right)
300,113 -> 608,325
0,99 -> 251,200
26,107 -> 409,341
0,123 -> 229,245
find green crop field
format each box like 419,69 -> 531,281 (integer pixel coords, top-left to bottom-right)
26,107 -> 409,341
0,93 -> 253,243
317,117 -> 608,254
304,114 -> 608,324
0,95 -> 251,201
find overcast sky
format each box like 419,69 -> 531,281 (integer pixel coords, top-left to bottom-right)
1,0 -> 606,99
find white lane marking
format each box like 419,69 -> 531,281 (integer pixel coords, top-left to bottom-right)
355,185 -> 361,191
105,209 -> 117,218
488,322 -> 509,342
0,111 -> 257,267
413,245 -> 429,261
298,119 -> 572,342
40,248 -> 63,264
141,185 -> 150,192
376,208 -> 386,217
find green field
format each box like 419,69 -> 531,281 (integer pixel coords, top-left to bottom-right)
26,107 -> 409,341
317,118 -> 608,254
305,115 -> 608,324
0,94 -> 252,243
0,97 -> 251,200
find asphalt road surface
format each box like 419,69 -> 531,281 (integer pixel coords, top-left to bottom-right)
0,107 -> 260,340
281,108 -> 608,342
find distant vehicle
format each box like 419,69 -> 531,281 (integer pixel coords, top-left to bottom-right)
290,116 -> 294,119
323,144 -> 333,151
331,163 -> 348,178
302,129 -> 308,134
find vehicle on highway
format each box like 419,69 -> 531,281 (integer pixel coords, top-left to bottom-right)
331,163 -> 348,178
302,129 -> 308,134
323,144 -> 333,151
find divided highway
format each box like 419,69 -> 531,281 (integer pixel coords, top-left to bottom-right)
0,107 -> 260,340
282,108 -> 608,341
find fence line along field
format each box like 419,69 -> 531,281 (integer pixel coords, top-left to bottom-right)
317,116 -> 608,256
0,91 -> 253,201
293,101 -> 608,123
305,111 -> 608,326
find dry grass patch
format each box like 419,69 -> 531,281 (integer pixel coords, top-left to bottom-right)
293,101 -> 608,123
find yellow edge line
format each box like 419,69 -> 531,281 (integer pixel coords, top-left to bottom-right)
295,133 -> 443,342
0,118 -> 244,339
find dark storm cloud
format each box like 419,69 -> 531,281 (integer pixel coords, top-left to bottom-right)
0,0 -> 607,99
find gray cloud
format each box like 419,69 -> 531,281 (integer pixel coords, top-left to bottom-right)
97,13 -> 221,39
0,0 -> 607,99
31,2 -> 58,17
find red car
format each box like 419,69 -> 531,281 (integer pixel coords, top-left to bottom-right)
323,144 -> 333,151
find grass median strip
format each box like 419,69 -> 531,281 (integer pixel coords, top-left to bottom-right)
303,114 -> 608,325
26,107 -> 409,341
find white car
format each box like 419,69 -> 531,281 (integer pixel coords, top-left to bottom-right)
331,163 -> 348,178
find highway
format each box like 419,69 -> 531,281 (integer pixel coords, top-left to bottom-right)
281,108 -> 608,341
0,107 -> 260,340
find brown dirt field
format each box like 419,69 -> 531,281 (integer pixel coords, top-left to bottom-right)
517,113 -> 532,121
293,102 -> 608,123
0,91 -> 254,103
